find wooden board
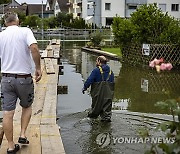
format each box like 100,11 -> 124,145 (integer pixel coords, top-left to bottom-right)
40,125 -> 65,154
0,124 -> 4,145
44,58 -> 55,74
51,39 -> 57,45
41,50 -> 48,59
53,50 -> 60,58
40,79 -> 57,125
0,124 -> 41,154
56,40 -> 60,45
47,49 -> 54,58
46,45 -> 52,50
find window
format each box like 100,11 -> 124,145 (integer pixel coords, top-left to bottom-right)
87,4 -> 90,9
56,5 -> 59,10
106,18 -> 113,26
159,4 -> 166,12
105,3 -> 111,10
128,5 -> 137,10
171,4 -> 179,11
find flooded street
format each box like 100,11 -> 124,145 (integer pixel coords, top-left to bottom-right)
57,42 -> 180,154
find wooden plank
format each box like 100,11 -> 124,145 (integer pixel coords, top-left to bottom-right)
53,50 -> 60,58
30,67 -> 48,125
40,79 -> 57,125
51,39 -> 57,45
41,50 -> 48,59
57,85 -> 68,94
40,125 -> 65,154
44,58 -> 55,74
47,49 -> 54,58
0,124 -> 41,154
56,40 -> 60,45
0,124 -> 4,145
46,45 -> 52,51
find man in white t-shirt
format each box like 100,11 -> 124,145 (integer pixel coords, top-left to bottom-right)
0,12 -> 42,154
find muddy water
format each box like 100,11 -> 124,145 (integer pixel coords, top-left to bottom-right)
57,42 -> 180,154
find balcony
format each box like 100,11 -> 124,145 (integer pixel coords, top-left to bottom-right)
77,2 -> 82,7
66,2 -> 73,7
77,12 -> 81,16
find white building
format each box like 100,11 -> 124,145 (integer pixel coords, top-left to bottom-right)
45,0 -> 68,16
68,0 -> 82,18
148,0 -> 180,19
81,0 -> 180,27
82,0 -> 125,27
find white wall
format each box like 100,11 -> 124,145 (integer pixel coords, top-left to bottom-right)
101,0 -> 125,26
148,0 -> 180,19
54,0 -> 60,16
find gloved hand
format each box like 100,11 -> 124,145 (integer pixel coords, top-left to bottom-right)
82,88 -> 86,94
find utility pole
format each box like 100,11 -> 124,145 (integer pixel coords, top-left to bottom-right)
92,1 -> 96,32
3,4 -> 4,16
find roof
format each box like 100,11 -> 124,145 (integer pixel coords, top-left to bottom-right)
0,2 -> 27,14
27,4 -> 46,15
57,0 -> 68,13
46,0 -> 54,9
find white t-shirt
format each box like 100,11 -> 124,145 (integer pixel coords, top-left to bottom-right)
0,25 -> 37,74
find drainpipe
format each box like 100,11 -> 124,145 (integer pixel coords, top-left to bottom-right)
125,0 -> 126,18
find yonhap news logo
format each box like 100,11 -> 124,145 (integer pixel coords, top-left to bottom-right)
96,133 -> 175,148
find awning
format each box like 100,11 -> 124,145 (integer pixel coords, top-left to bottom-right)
85,16 -> 93,21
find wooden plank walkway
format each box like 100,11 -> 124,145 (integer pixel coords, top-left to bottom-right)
0,40 -> 65,154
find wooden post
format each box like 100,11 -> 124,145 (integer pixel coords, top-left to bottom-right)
57,85 -> 68,94
0,124 -> 4,145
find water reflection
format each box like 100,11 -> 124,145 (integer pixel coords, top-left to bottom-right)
59,42 -> 180,114
114,65 -> 180,114
58,42 -> 180,154
83,122 -> 113,154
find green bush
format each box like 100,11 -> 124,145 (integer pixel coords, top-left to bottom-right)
112,4 -> 180,47
21,15 -> 40,28
138,98 -> 180,154
89,31 -> 103,47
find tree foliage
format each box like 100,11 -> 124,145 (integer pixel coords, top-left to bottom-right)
112,4 -> 180,47
21,15 -> 40,28
89,31 -> 103,47
0,0 -> 11,4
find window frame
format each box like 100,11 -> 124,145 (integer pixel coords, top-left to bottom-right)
159,3 -> 166,12
171,4 -> 179,11
105,3 -> 111,11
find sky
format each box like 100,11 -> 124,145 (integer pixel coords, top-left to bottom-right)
16,0 -> 47,4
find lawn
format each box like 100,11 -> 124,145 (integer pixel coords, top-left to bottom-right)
102,47 -> 122,57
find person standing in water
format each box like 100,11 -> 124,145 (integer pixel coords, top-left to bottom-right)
82,56 -> 114,122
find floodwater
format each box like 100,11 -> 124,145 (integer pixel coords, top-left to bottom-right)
57,42 -> 180,154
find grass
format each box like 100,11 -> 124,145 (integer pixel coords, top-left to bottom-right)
102,47 -> 122,57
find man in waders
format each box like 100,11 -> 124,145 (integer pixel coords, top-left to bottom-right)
82,56 -> 114,122
0,12 -> 41,154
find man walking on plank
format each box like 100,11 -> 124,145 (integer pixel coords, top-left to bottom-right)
0,12 -> 42,154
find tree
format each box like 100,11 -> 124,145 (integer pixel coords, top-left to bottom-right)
112,17 -> 134,47
0,0 -> 11,4
22,15 -> 40,28
130,4 -> 180,45
89,31 -> 103,47
112,4 -> 180,47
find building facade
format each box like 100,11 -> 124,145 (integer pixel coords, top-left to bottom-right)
67,0 -> 82,18
148,0 -> 180,19
81,0 -> 180,27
